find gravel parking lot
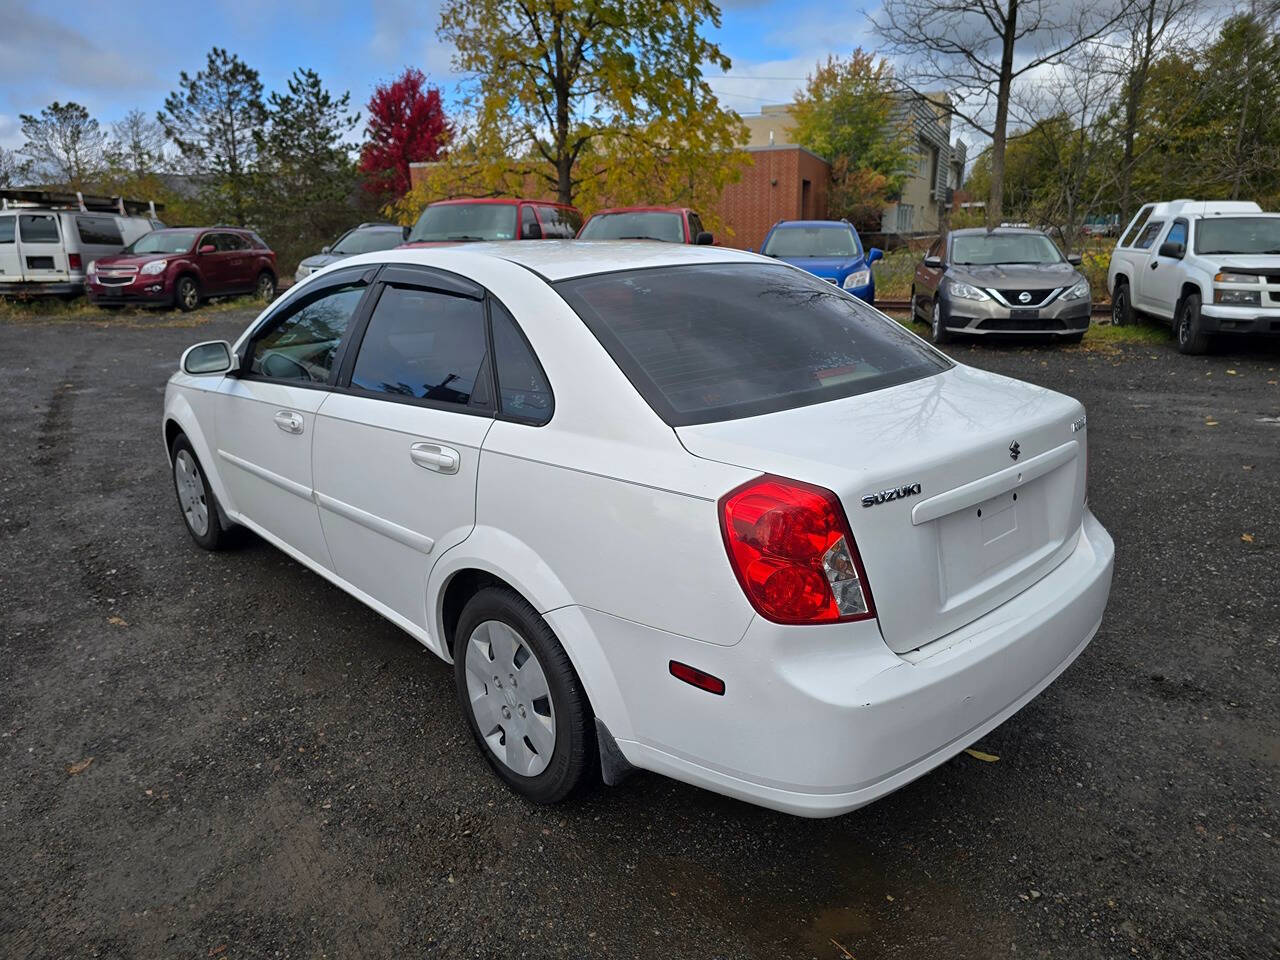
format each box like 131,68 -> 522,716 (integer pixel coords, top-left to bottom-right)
1,306 -> 1276,959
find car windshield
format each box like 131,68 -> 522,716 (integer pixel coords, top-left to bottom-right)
579,212 -> 685,243
951,233 -> 1063,265
125,230 -> 199,255
408,203 -> 517,242
331,228 -> 406,255
763,226 -> 859,259
1194,217 -> 1280,255
555,262 -> 950,426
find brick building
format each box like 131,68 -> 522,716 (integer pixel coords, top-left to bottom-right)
711,145 -> 830,252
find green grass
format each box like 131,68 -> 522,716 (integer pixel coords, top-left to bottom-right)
874,247 -> 920,301
0,293 -> 262,326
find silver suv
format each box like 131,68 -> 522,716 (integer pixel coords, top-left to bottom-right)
911,227 -> 1092,344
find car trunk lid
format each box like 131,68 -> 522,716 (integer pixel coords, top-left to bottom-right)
677,364 -> 1087,653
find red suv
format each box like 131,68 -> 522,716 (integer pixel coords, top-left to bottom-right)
87,227 -> 277,311
403,198 -> 583,245
577,206 -> 713,244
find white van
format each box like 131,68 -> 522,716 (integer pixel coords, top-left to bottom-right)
0,189 -> 163,298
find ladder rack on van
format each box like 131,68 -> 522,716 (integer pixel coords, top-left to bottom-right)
0,188 -> 163,219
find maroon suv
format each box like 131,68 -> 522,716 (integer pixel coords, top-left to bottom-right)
87,227 -> 277,311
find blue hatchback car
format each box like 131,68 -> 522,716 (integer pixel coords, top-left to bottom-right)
759,220 -> 883,304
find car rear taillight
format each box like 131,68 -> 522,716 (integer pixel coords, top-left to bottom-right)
68,253 -> 82,271
719,475 -> 875,625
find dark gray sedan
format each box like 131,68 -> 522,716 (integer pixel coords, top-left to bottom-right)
294,222 -> 409,283
911,227 -> 1091,344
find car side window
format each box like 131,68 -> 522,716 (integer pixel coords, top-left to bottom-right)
247,281 -> 367,384
19,214 -> 59,243
350,285 -> 489,408
687,213 -> 705,241
927,236 -> 942,259
1133,221 -> 1164,250
520,205 -> 541,240
76,216 -> 123,246
1164,219 -> 1188,251
216,232 -> 245,252
490,300 -> 553,424
537,205 -> 577,239
0,216 -> 13,244
1120,205 -> 1154,247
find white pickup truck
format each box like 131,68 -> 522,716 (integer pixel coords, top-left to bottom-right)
1107,200 -> 1280,354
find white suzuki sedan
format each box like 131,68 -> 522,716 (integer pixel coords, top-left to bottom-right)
163,242 -> 1114,817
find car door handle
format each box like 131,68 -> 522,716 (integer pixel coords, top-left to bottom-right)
409,442 -> 460,474
273,410 -> 304,434
1150,262 -> 1158,269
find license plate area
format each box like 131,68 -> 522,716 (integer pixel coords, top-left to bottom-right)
1009,308 -> 1040,319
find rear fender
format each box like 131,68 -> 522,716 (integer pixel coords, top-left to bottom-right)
426,526 -> 631,737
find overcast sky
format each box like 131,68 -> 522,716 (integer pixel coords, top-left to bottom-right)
0,0 -> 880,152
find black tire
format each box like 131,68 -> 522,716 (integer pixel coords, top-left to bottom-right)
910,285 -> 919,319
174,276 -> 200,312
255,271 -> 277,302
1176,292 -> 1210,355
454,586 -> 598,804
930,297 -> 952,344
170,435 -> 228,550
1111,281 -> 1131,326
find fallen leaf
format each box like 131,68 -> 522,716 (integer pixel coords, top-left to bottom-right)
1205,420 -> 1219,427
66,757 -> 94,775
964,748 -> 1000,762
1226,369 -> 1237,375
208,946 -> 227,957
107,616 -> 128,627
1242,534 -> 1254,543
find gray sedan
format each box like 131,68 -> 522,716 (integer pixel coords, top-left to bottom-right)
911,227 -> 1091,344
294,223 -> 409,283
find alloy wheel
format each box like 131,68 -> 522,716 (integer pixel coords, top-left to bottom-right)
464,619 -> 557,777
174,449 -> 209,536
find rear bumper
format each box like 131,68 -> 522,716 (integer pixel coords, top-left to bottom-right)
1199,304 -> 1280,335
0,280 -> 83,297
555,508 -> 1114,817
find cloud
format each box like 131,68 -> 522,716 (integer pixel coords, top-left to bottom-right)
0,6 -> 158,96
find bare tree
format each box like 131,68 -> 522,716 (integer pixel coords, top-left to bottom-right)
0,146 -> 33,188
18,101 -> 108,189
108,109 -> 169,179
1104,0 -> 1201,217
873,0 -> 1135,226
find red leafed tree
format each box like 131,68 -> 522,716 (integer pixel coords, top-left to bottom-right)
358,68 -> 451,200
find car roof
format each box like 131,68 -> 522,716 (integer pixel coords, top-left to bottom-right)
948,227 -> 1045,237
587,206 -> 690,216
428,197 -> 578,209
337,239 -> 763,283
770,220 -> 854,230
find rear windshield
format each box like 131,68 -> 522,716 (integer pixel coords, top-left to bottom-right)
1194,217 -> 1280,255
408,203 -> 517,242
555,263 -> 950,426
579,212 -> 685,243
763,226 -> 858,259
125,230 -> 199,254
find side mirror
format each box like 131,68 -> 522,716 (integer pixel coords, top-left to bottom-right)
321,245 -> 331,254
199,244 -> 216,255
1066,253 -> 1083,265
180,340 -> 233,376
1158,241 -> 1184,259
695,231 -> 714,245
923,255 -> 943,269
522,221 -> 543,240
867,247 -> 884,264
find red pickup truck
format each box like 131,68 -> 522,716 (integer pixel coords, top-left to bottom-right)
87,226 -> 277,311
